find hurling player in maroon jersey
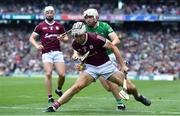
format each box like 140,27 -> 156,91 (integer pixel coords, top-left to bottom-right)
29,6 -> 68,103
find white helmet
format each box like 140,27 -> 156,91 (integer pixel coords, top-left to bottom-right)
83,8 -> 99,22
44,6 -> 55,13
71,22 -> 86,36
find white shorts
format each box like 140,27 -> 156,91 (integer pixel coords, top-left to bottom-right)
108,53 -> 118,67
42,51 -> 65,63
84,61 -> 119,80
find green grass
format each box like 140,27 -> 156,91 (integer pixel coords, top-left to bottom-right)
0,77 -> 180,115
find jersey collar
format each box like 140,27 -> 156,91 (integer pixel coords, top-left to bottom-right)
45,19 -> 55,25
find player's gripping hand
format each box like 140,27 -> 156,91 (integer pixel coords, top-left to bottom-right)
72,52 -> 79,60
57,34 -> 68,41
57,34 -> 64,40
120,65 -> 129,74
35,44 -> 44,50
75,63 -> 85,71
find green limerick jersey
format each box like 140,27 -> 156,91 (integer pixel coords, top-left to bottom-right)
85,21 -> 114,55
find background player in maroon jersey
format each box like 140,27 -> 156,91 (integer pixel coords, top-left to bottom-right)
29,6 -> 68,103
45,22 -> 151,112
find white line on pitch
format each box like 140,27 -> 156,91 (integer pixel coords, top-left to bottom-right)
0,106 -> 180,115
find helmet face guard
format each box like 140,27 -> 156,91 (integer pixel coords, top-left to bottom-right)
71,22 -> 86,37
83,8 -> 99,22
44,6 -> 55,22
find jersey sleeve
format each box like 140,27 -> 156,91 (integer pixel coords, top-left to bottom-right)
104,23 -> 114,35
33,25 -> 41,35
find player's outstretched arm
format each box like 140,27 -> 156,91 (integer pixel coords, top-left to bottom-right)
108,29 -> 127,71
109,32 -> 120,45
103,39 -> 128,73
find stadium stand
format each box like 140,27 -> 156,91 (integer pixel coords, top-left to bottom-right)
0,0 -> 179,15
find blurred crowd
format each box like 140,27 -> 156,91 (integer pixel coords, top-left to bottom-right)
0,0 -> 179,77
0,0 -> 179,15
120,29 -> 179,76
0,22 -> 179,77
116,2 -> 180,15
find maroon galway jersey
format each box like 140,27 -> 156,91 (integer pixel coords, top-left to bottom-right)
34,20 -> 65,54
72,33 -> 110,66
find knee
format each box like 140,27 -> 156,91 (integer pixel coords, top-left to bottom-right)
45,72 -> 52,79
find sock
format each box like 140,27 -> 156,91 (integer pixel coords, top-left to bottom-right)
117,99 -> 124,105
48,95 -> 53,99
52,101 -> 61,110
56,87 -> 62,92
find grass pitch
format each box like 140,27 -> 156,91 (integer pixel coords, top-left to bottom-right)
0,77 -> 180,115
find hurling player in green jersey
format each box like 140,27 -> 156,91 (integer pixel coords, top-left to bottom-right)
72,8 -> 128,111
